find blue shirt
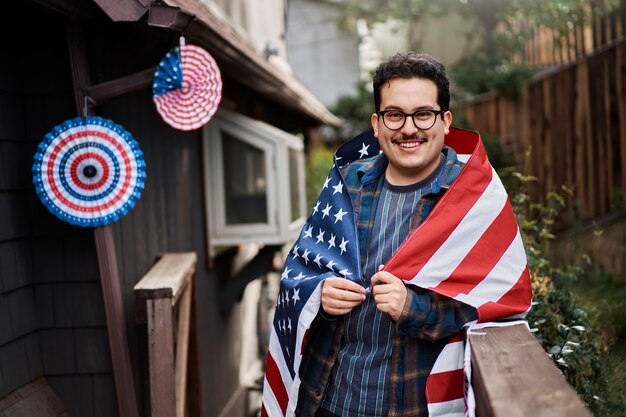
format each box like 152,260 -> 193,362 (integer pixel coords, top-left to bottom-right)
321,155 -> 447,417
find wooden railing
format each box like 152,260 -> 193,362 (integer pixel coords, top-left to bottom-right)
134,252 -> 197,417
470,324 -> 591,417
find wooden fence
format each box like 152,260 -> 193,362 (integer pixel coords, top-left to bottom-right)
134,252 -> 198,417
454,36 -> 626,221
470,324 -> 591,417
514,0 -> 625,67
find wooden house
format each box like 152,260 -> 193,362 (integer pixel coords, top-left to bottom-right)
0,0 -> 338,416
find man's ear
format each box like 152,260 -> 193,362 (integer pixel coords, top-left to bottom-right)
443,111 -> 452,135
371,113 -> 379,138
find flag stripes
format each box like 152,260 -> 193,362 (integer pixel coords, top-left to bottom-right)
434,202 -> 519,297
383,159 -> 493,281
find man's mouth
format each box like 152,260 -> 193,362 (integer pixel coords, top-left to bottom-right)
392,136 -> 426,148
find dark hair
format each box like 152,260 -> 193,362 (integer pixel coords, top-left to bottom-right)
372,52 -> 450,112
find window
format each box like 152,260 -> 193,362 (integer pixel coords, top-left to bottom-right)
203,109 -> 306,253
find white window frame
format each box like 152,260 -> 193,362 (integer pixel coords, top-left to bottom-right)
202,109 -> 306,255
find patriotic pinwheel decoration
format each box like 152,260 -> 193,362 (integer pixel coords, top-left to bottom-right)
153,37 -> 222,131
32,116 -> 146,227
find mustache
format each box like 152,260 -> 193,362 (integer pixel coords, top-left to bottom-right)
392,134 -> 426,142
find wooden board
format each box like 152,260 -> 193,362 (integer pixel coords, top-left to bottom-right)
470,324 -> 591,417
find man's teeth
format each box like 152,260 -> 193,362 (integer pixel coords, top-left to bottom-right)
398,142 -> 419,148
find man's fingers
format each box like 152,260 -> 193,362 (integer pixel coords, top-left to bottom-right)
370,271 -> 399,286
326,277 -> 366,293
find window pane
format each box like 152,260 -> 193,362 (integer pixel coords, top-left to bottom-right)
288,148 -> 301,221
222,132 -> 268,224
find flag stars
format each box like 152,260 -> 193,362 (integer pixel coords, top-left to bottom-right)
313,254 -> 324,268
332,181 -> 344,195
292,245 -> 300,259
293,272 -> 306,280
281,267 -> 292,280
321,203 -> 332,218
326,259 -> 337,270
334,208 -> 347,223
358,142 -> 370,158
339,237 -> 349,255
316,229 -> 325,244
312,201 -> 320,215
302,249 -> 311,265
323,176 -> 331,189
328,234 -> 336,249
339,269 -> 352,277
292,288 -> 300,304
303,225 -> 313,239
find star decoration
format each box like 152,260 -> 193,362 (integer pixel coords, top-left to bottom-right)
292,245 -> 300,259
292,288 -> 300,304
358,142 -> 370,158
326,259 -> 337,270
281,267 -> 292,280
316,229 -> 325,244
312,201 -> 320,215
332,181 -> 344,195
313,253 -> 323,268
323,176 -> 331,189
302,249 -> 311,265
303,225 -> 313,238
334,208 -> 347,223
339,237 -> 349,255
328,234 -> 336,249
321,203 -> 332,218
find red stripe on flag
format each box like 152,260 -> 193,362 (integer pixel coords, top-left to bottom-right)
448,332 -> 464,344
265,352 -> 289,416
425,369 -> 465,404
261,404 -> 268,417
385,155 -> 492,280
433,201 -> 518,296
477,264 -> 532,322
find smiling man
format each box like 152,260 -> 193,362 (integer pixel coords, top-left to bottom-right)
292,53 -> 478,417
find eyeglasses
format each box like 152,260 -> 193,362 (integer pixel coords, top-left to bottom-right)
377,109 -> 446,131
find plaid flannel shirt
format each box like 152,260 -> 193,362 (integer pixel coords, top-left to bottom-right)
296,147 -> 477,417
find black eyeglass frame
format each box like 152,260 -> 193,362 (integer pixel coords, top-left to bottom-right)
377,109 -> 447,131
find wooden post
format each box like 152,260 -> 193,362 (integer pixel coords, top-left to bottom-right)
67,24 -> 140,417
134,252 -> 197,417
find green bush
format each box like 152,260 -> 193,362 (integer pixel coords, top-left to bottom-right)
305,145 -> 334,208
508,161 -> 624,416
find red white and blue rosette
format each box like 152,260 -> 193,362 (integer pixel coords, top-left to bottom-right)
32,116 -> 146,227
153,38 -> 222,131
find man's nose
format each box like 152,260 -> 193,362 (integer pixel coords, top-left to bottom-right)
400,116 -> 419,135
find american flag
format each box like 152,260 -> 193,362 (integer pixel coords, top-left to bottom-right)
261,127 -> 532,417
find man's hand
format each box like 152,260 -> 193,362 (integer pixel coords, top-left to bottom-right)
321,277 -> 366,316
371,266 -> 408,321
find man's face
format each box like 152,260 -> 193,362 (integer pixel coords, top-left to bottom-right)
371,77 -> 452,186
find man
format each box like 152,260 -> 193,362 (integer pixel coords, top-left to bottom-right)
298,53 -> 476,417
261,53 -> 531,417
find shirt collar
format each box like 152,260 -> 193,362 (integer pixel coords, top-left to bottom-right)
356,146 -> 463,195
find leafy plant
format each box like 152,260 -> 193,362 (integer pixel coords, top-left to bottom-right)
305,145 -> 334,208
508,151 -> 625,416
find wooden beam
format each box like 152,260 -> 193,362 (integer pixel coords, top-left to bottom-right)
134,252 -> 197,302
87,67 -> 156,105
92,0 -> 148,22
470,324 -> 591,417
67,25 -> 140,417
